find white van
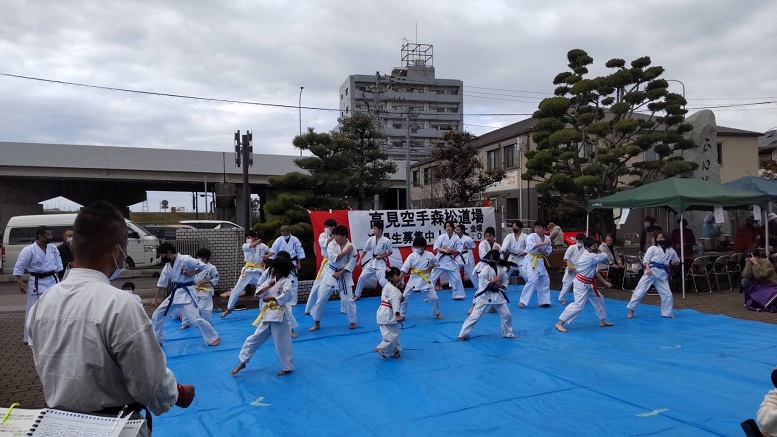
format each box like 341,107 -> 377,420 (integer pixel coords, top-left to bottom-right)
1,214 -> 160,273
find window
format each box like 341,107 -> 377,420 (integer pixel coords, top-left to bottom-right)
345,88 -> 348,96
487,149 -> 500,171
393,123 -> 403,129
423,167 -> 431,184
436,90 -> 445,95
717,142 -> 723,166
340,94 -> 343,100
413,170 -> 420,186
503,144 -> 516,168
437,107 -> 445,113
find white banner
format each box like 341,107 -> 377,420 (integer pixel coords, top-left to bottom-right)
347,207 -> 496,248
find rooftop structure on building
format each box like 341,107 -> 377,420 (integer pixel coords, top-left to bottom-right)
339,42 -> 463,161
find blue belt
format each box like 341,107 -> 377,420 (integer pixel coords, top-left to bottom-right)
649,262 -> 669,272
164,281 -> 196,316
474,285 -> 509,303
328,264 -> 348,295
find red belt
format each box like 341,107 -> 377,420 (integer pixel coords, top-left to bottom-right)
380,301 -> 392,308
575,273 -> 600,297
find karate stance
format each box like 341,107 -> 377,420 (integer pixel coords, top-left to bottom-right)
399,236 -> 442,320
470,226 -> 501,315
501,221 -> 528,281
181,248 -> 219,330
555,236 -> 614,333
430,221 -> 465,299
455,224 -> 479,289
309,225 -> 358,332
354,221 -> 393,300
269,225 -> 306,307
519,221 -> 553,308
305,218 -> 337,315
231,256 -> 296,376
151,243 -> 220,347
627,231 -> 680,319
458,250 -> 516,341
558,233 -> 586,305
375,267 -> 405,359
222,230 -> 270,318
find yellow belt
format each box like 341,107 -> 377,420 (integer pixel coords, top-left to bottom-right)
315,258 -> 330,281
252,300 -> 284,326
411,268 -> 432,283
194,284 -> 211,292
530,253 -> 550,269
241,261 -> 264,278
566,262 -> 576,270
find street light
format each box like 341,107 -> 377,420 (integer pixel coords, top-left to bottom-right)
199,193 -> 214,219
665,79 -> 686,103
299,86 -> 304,157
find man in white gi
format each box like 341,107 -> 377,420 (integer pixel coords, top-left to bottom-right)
27,201 -> 194,436
519,220 -> 553,308
430,220 -> 465,300
15,225 -> 62,344
354,221 -> 393,300
151,242 -> 221,346
222,230 -> 271,318
455,224 -> 479,290
181,248 -> 219,330
269,225 -> 306,306
501,221 -> 528,281
558,233 -> 586,305
309,225 -> 358,332
305,218 -> 337,315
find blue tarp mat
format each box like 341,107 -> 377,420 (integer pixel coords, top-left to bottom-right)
154,285 -> 776,436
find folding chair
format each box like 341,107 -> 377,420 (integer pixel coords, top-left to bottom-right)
621,255 -> 643,290
728,253 -> 743,287
708,255 -> 732,292
685,256 -> 712,294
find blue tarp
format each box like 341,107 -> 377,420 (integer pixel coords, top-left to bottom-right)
154,285 -> 776,436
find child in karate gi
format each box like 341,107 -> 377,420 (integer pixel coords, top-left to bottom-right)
122,281 -> 142,305
375,267 -> 405,359
458,250 -> 516,341
309,225 -> 358,332
181,248 -> 219,329
430,221 -> 465,299
455,224 -> 479,290
399,236 -> 442,320
305,218 -> 337,315
231,256 -> 296,376
519,220 -> 553,308
354,220 -> 393,300
555,236 -> 613,333
470,226 -> 501,315
222,230 -> 270,318
558,233 -> 586,305
627,231 -> 680,319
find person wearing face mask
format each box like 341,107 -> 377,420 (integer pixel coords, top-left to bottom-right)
14,225 -> 62,344
399,236 -> 442,320
598,234 -> 624,289
151,242 -> 221,346
471,227 -> 502,315
501,221 -> 528,282
558,233 -> 587,305
354,221 -> 394,300
455,224 -> 479,290
430,221 -> 465,300
221,230 -> 271,318
555,236 -> 613,333
640,216 -> 663,253
57,229 -> 74,280
304,218 -> 337,315
268,225 -> 306,309
458,250 -> 516,341
27,202 -> 195,436
309,225 -> 358,332
518,221 -> 554,308
181,248 -> 219,330
626,231 -> 680,319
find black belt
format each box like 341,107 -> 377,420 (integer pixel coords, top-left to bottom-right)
93,402 -> 151,431
29,270 -> 57,278
164,281 -> 195,316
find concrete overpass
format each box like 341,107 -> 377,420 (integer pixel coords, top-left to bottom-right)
0,141 -> 407,230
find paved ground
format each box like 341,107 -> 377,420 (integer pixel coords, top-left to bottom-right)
1,271 -> 773,408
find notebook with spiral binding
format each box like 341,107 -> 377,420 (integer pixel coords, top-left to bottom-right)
0,406 -> 144,437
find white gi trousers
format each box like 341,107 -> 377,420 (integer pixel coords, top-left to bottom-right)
430,266 -> 465,299
238,318 -> 294,372
182,294 -> 214,325
399,286 -> 440,318
310,284 -> 357,324
355,266 -> 388,298
558,268 -> 575,303
226,270 -> 263,311
152,291 -> 219,345
24,276 -> 58,343
627,272 -> 674,317
558,282 -> 607,325
519,258 -> 551,306
459,302 -> 514,339
376,324 -> 401,355
462,261 -> 479,290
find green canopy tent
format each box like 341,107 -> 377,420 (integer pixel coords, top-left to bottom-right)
587,177 -> 769,298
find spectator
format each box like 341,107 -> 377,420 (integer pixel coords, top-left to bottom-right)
639,216 -> 663,253
733,215 -> 762,254
548,222 -> 565,247
670,218 -> 696,260
598,234 -> 624,289
701,214 -> 722,249
122,281 -> 142,305
741,251 -> 777,293
758,386 -> 777,436
57,229 -> 74,280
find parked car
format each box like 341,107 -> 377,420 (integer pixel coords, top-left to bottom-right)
143,224 -> 196,240
179,220 -> 243,230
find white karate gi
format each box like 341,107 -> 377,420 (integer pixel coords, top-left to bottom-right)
227,242 -> 270,311
627,244 -> 678,317
475,239 -> 501,279
183,261 -> 219,325
310,240 -> 358,324
519,233 -> 553,306
375,282 -> 403,356
559,244 -> 584,304
430,232 -> 465,299
459,264 -> 514,339
151,255 -> 220,345
558,251 -> 609,325
399,250 -> 440,318
458,233 -> 479,289
501,231 -> 528,280
305,231 -> 331,314
256,268 -> 299,330
237,276 -> 294,372
355,235 -> 393,298
14,242 -> 62,343
270,235 -> 306,305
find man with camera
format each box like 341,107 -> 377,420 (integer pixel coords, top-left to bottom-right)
741,250 -> 777,293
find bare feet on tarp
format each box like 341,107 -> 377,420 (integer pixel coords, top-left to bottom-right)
277,369 -> 292,376
349,323 -> 357,329
375,347 -> 387,359
291,330 -> 299,338
627,310 -> 634,319
309,322 -> 320,332
179,324 -> 189,330
436,313 -> 444,319
209,337 -> 221,346
220,309 -> 232,319
231,363 -> 246,375
393,351 -> 400,358
555,322 -> 568,333
600,320 -> 614,327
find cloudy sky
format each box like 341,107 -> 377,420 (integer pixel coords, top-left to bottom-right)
3,0 -> 776,211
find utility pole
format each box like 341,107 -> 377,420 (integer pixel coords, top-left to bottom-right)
404,107 -> 417,209
235,130 -> 253,229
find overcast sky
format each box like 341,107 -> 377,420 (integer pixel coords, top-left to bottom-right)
3,0 -> 776,212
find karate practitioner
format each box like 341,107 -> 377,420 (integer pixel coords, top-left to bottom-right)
231,256 -> 296,376
399,236 -> 442,320
430,221 -> 465,300
354,221 -> 393,300
501,221 -> 528,281
627,231 -> 680,319
555,236 -> 614,333
375,267 -> 405,359
269,225 -> 306,307
151,243 -> 220,347
222,230 -> 270,318
558,233 -> 587,305
309,225 -> 358,332
181,248 -> 219,330
15,225 -> 62,344
519,221 -> 553,308
458,250 -> 515,341
304,218 -> 337,315
455,224 -> 479,289
471,226 -> 501,315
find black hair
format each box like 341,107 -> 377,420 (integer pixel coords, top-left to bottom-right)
385,266 -> 402,281
484,226 -> 496,236
444,220 -> 455,230
195,248 -> 211,261
371,221 -> 384,231
412,236 -> 427,247
534,220 -> 547,228
245,229 -> 258,238
333,225 -> 349,237
72,201 -> 127,264
575,233 -> 587,241
121,281 -> 135,291
266,255 -> 294,280
156,242 -> 177,255
583,236 -> 600,249
511,221 -> 523,229
484,249 -> 517,272
455,224 -> 467,234
36,226 -> 51,240
323,218 -> 337,227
